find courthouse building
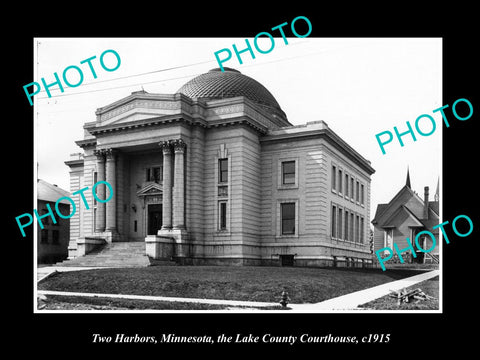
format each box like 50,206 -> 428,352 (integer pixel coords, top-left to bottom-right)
64,67 -> 375,267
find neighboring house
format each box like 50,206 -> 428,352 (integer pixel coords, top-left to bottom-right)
37,179 -> 70,264
65,67 -> 375,267
371,170 -> 439,264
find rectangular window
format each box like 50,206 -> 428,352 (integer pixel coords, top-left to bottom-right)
219,201 -> 227,230
385,229 -> 393,248
338,169 -> 343,194
356,181 -> 360,202
338,208 -> 343,240
331,205 -> 337,238
219,158 -> 228,183
52,230 -> 59,244
146,166 -> 162,183
360,217 -> 365,243
344,211 -> 349,241
134,220 -> 137,232
281,202 -> 296,235
345,174 -> 349,198
41,229 -> 48,244
350,178 -> 354,199
350,213 -> 354,241
93,172 -> 98,205
331,165 -> 336,191
356,215 -> 360,242
361,184 -> 365,205
282,161 -> 296,185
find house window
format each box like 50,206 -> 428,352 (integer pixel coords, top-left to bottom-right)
146,166 -> 162,183
384,229 -> 393,249
344,210 -> 349,241
219,158 -> 228,183
281,202 -> 296,235
331,165 -> 336,191
52,230 -> 59,244
219,201 -> 227,230
331,205 -> 337,238
41,229 -> 48,244
345,174 -> 349,198
282,161 -> 296,185
361,184 -> 365,205
338,208 -> 343,240
356,181 -> 360,202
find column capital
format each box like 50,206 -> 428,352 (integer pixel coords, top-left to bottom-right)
172,138 -> 186,153
159,140 -> 172,154
93,149 -> 105,159
104,148 -> 117,160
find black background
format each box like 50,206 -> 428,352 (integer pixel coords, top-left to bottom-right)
7,4 -> 478,356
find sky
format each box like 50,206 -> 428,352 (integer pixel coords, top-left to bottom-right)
33,37 -> 442,221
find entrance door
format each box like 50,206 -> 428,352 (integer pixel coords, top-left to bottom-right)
148,204 -> 162,235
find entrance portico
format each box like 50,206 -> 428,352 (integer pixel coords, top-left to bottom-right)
88,136 -> 188,258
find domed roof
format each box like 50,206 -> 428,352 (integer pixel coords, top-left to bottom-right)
177,68 -> 287,122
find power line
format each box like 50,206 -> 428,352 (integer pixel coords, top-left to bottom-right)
37,73 -> 200,100
35,58 -> 216,95
36,41 -> 325,101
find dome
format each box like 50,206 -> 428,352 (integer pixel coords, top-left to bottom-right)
177,68 -> 288,122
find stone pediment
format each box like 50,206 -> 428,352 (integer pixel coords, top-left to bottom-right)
95,93 -> 183,126
137,182 -> 163,197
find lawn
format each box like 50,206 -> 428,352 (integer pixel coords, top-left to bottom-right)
358,276 -> 439,310
38,266 -> 424,304
39,295 -> 232,310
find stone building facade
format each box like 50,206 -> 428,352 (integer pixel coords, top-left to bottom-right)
65,68 -> 375,267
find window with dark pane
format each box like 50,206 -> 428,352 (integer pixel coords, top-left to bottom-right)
282,161 -> 295,185
219,158 -> 228,183
219,201 -> 227,230
281,203 -> 295,235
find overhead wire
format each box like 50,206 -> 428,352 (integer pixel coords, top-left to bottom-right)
35,40 -> 319,101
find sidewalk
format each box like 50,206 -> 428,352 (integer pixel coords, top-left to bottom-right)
288,269 -> 439,311
37,266 -> 106,283
37,268 -> 439,311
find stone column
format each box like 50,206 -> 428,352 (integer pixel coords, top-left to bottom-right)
172,139 -> 186,229
160,141 -> 172,230
93,149 -> 105,232
105,148 -> 117,232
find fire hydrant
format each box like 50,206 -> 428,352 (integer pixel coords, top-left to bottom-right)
279,290 -> 290,308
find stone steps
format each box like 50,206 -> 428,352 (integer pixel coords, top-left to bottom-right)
56,242 -> 176,268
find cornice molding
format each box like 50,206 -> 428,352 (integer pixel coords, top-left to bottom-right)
261,128 -> 375,175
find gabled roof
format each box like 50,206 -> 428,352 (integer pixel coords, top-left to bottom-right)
372,185 -> 421,224
382,205 -> 424,228
37,179 -> 71,204
372,183 -> 440,233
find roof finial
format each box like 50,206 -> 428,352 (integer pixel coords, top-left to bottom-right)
434,176 -> 439,201
406,166 -> 411,188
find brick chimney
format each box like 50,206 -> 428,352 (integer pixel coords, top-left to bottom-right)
423,186 -> 429,220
